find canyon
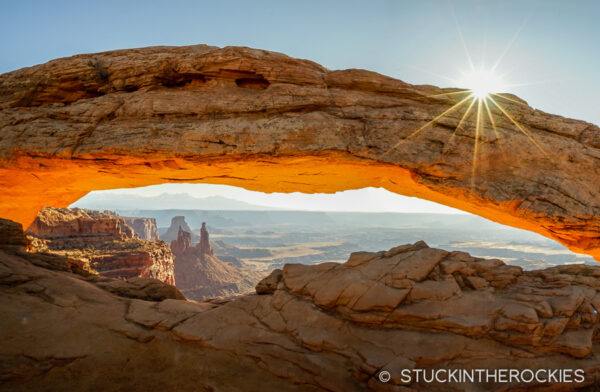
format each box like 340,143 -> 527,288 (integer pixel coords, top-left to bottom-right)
1,218 -> 599,390
1,44 -> 599,391
0,45 -> 598,260
25,207 -> 264,300
123,216 -> 159,241
26,207 -> 175,285
169,220 -> 259,300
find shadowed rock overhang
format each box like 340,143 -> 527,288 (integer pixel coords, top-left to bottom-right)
0,44 -> 598,259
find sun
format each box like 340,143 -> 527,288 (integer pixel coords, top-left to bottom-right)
460,69 -> 505,99
382,24 -> 549,190
382,63 -> 546,189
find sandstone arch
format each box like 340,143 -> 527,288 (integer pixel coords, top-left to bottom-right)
0,45 -> 599,259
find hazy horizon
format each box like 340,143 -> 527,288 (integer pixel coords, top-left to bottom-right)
72,185 -> 468,214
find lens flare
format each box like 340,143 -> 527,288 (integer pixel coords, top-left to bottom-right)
460,70 -> 504,98
383,21 -> 549,190
383,69 -> 546,189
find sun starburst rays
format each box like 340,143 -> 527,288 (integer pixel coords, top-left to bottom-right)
487,95 -> 548,157
489,92 -> 529,107
446,95 -> 477,146
382,94 -> 473,157
482,96 -> 500,141
382,17 -> 548,189
382,84 -> 547,190
471,97 -> 484,188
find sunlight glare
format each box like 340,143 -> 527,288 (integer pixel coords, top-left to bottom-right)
460,70 -> 504,99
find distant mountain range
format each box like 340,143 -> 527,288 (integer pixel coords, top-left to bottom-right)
71,193 -> 284,211
114,208 -> 543,239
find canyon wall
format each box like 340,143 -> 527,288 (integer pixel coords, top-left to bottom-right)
170,226 -> 191,256
170,220 -> 257,300
0,45 -> 598,260
2,218 -> 600,391
27,207 -> 175,285
123,217 -> 159,241
27,207 -> 136,246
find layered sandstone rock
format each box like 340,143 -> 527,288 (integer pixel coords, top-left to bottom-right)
123,217 -> 159,241
88,245 -> 175,285
169,226 -> 191,256
27,207 -> 137,247
0,45 -> 598,260
27,207 -> 175,285
1,220 -> 599,391
170,222 -> 257,300
0,218 -> 30,250
0,218 -> 183,301
258,241 -> 600,360
198,222 -> 213,256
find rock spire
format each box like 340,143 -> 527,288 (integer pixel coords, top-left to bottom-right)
198,222 -> 213,256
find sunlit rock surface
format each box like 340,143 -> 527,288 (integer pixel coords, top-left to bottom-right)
26,207 -> 175,285
0,45 -> 598,259
170,221 -> 258,300
1,219 -> 599,391
27,207 -> 137,243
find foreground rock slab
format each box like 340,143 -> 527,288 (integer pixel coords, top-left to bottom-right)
1,219 -> 599,391
0,45 -> 598,259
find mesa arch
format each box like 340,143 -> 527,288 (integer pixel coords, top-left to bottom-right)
0,44 -> 598,259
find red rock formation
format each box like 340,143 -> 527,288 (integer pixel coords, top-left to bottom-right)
170,223 -> 256,300
198,222 -> 213,256
26,207 -> 136,247
259,241 -> 600,359
2,222 -> 600,391
123,217 -> 159,241
0,45 -> 598,260
170,226 -> 191,257
0,218 -> 30,250
0,218 -> 183,300
27,207 -> 175,285
90,247 -> 175,285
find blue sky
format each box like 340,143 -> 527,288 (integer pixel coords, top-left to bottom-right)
3,1 -> 598,212
2,1 -> 598,125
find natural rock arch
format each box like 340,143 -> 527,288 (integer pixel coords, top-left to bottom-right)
0,45 -> 599,259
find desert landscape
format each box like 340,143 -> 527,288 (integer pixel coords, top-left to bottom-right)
3,216 -> 600,391
1,1 -> 600,390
